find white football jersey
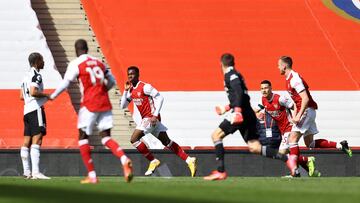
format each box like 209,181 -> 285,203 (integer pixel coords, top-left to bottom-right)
21,67 -> 47,115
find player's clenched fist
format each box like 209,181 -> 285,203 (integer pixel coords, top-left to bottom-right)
124,81 -> 132,91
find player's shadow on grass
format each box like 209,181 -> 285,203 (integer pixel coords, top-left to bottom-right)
0,184 -> 210,203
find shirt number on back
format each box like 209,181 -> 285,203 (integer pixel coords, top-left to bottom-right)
86,66 -> 104,85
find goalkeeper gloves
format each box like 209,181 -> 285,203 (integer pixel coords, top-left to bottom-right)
231,107 -> 243,125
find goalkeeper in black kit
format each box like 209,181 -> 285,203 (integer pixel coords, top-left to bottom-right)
204,53 -> 296,181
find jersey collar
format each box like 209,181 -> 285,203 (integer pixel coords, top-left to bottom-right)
266,93 -> 274,102
31,66 -> 40,74
133,81 -> 141,88
225,66 -> 234,74
286,70 -> 295,80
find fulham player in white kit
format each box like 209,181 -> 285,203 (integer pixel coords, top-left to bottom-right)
120,66 -> 197,177
50,39 -> 133,184
277,56 -> 352,174
20,53 -> 51,180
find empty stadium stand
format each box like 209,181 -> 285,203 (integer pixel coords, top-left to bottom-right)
30,0 -> 136,148
0,0 -> 136,149
81,0 -> 360,148
0,0 -> 359,177
1,0 -> 359,150
0,0 -> 79,148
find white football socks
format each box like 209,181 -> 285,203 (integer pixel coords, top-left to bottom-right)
20,147 -> 31,176
30,144 -> 40,174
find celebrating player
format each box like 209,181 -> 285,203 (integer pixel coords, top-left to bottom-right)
120,66 -> 197,177
255,80 -> 320,177
277,56 -> 352,175
50,39 -> 133,184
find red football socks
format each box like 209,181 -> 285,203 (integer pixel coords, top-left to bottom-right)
79,139 -> 95,173
315,139 -> 337,148
167,141 -> 189,161
133,141 -> 155,161
102,137 -> 125,158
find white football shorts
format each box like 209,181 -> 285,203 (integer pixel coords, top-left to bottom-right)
291,107 -> 319,137
78,106 -> 113,135
136,117 -> 168,137
279,132 -> 290,151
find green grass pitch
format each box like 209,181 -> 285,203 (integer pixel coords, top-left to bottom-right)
0,177 -> 360,203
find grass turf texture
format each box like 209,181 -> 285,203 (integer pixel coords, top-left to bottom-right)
0,177 -> 359,203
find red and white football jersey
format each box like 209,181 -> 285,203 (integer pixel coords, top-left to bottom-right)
260,94 -> 293,134
64,54 -> 112,112
128,81 -> 160,119
286,70 -> 318,112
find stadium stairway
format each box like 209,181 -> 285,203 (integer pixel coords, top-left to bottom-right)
31,0 -> 135,148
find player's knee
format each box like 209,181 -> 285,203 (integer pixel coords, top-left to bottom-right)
158,132 -> 170,146
211,132 -> 221,142
78,129 -> 88,140
248,141 -> 261,154
99,129 -> 111,138
22,140 -> 31,148
160,138 -> 170,146
278,149 -> 287,154
130,135 -> 141,144
248,145 -> 260,154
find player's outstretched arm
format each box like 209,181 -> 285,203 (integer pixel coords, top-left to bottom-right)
104,69 -> 116,91
30,86 -> 50,99
50,62 -> 78,100
49,79 -> 70,100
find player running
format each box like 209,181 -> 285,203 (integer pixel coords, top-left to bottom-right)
204,53 -> 296,181
120,66 -> 197,177
50,39 -> 133,184
20,52 -> 51,180
277,56 -> 352,175
255,80 -> 320,177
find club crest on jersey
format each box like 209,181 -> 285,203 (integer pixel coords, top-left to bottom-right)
137,92 -> 141,97
273,104 -> 278,109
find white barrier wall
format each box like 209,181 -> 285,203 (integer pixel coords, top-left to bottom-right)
143,91 -> 360,149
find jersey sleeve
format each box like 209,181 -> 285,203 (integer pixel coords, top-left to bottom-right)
64,61 -> 79,82
30,74 -> 42,88
228,74 -> 243,108
279,94 -> 294,109
290,74 -> 305,93
143,83 -> 159,97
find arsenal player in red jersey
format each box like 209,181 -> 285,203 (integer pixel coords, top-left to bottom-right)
277,56 -> 352,174
120,66 -> 197,177
50,39 -> 133,184
256,80 -> 320,177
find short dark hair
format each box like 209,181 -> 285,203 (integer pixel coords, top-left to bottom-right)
75,39 -> 88,52
260,80 -> 272,86
279,56 -> 293,68
221,53 -> 235,67
127,66 -> 139,74
28,52 -> 42,66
